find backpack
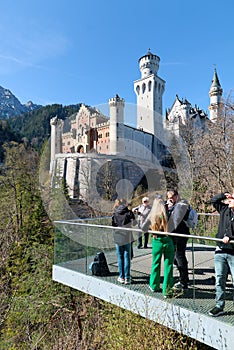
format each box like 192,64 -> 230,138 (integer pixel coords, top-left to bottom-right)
89,251 -> 110,276
184,206 -> 198,229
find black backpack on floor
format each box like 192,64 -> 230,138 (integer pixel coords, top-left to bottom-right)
89,251 -> 110,276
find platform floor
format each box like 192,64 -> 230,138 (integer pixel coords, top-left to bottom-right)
126,244 -> 234,325
60,242 -> 234,327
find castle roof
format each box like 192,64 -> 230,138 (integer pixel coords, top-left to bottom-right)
211,68 -> 221,88
138,49 -> 160,63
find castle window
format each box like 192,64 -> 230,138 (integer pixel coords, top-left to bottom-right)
136,85 -> 140,95
148,81 -> 152,92
106,132 -> 109,137
142,83 -> 146,94
98,133 -> 102,139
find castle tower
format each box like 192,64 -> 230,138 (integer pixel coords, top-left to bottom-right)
209,68 -> 223,123
50,116 -> 63,174
134,50 -> 165,136
50,116 -> 58,174
109,94 -> 125,154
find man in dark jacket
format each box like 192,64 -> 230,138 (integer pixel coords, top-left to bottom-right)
166,190 -> 190,290
209,192 -> 234,317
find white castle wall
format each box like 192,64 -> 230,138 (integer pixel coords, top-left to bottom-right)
53,139 -> 168,201
50,53 -> 222,201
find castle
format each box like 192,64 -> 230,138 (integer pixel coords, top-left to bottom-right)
50,51 -> 223,202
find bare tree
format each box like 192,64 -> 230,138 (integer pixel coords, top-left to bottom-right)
176,97 -> 234,210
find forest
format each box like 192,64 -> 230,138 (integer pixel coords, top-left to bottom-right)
0,100 -> 233,349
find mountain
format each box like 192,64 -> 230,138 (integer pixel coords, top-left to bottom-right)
0,84 -> 82,155
0,86 -> 42,119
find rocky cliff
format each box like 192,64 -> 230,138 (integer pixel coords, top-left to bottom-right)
0,86 -> 41,119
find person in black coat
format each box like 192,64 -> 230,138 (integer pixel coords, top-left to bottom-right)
208,191 -> 234,317
112,198 -> 135,285
166,190 -> 190,290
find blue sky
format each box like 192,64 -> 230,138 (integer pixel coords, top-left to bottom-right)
0,0 -> 234,126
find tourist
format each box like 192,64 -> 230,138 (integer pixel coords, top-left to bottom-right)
112,198 -> 136,285
166,190 -> 190,290
209,192 -> 234,317
132,196 -> 151,248
142,198 -> 178,298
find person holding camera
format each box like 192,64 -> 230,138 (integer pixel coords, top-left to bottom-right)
209,192 -> 234,317
112,198 -> 136,285
132,197 -> 151,249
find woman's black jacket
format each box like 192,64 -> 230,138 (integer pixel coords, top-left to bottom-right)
112,205 -> 135,245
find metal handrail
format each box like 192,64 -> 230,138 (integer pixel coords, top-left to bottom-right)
54,218 -> 234,244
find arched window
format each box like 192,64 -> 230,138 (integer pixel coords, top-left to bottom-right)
148,81 -> 152,92
136,85 -> 140,95
142,83 -> 146,94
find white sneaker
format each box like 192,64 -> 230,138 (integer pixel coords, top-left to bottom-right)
117,277 -> 125,284
173,282 -> 188,290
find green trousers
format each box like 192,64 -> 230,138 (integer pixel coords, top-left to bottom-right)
149,236 -> 175,296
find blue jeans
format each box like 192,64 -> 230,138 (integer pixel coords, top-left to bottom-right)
116,243 -> 131,279
214,253 -> 234,309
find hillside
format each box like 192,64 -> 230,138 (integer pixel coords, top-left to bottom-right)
0,84 -> 82,152
0,120 -> 20,162
8,103 -> 82,149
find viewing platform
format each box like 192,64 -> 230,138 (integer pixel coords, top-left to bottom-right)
52,216 -> 234,350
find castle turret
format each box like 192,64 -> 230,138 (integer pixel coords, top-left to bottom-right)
109,94 -> 125,154
134,50 -> 165,136
209,68 -> 223,123
50,116 -> 58,174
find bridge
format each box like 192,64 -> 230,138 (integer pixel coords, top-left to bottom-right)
52,215 -> 234,350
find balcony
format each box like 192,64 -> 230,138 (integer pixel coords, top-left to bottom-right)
52,214 -> 234,350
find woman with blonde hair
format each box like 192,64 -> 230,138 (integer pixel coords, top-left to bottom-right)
142,198 -> 176,298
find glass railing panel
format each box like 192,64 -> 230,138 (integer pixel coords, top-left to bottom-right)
53,214 -> 232,300
54,220 -> 142,283
192,213 -> 219,243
